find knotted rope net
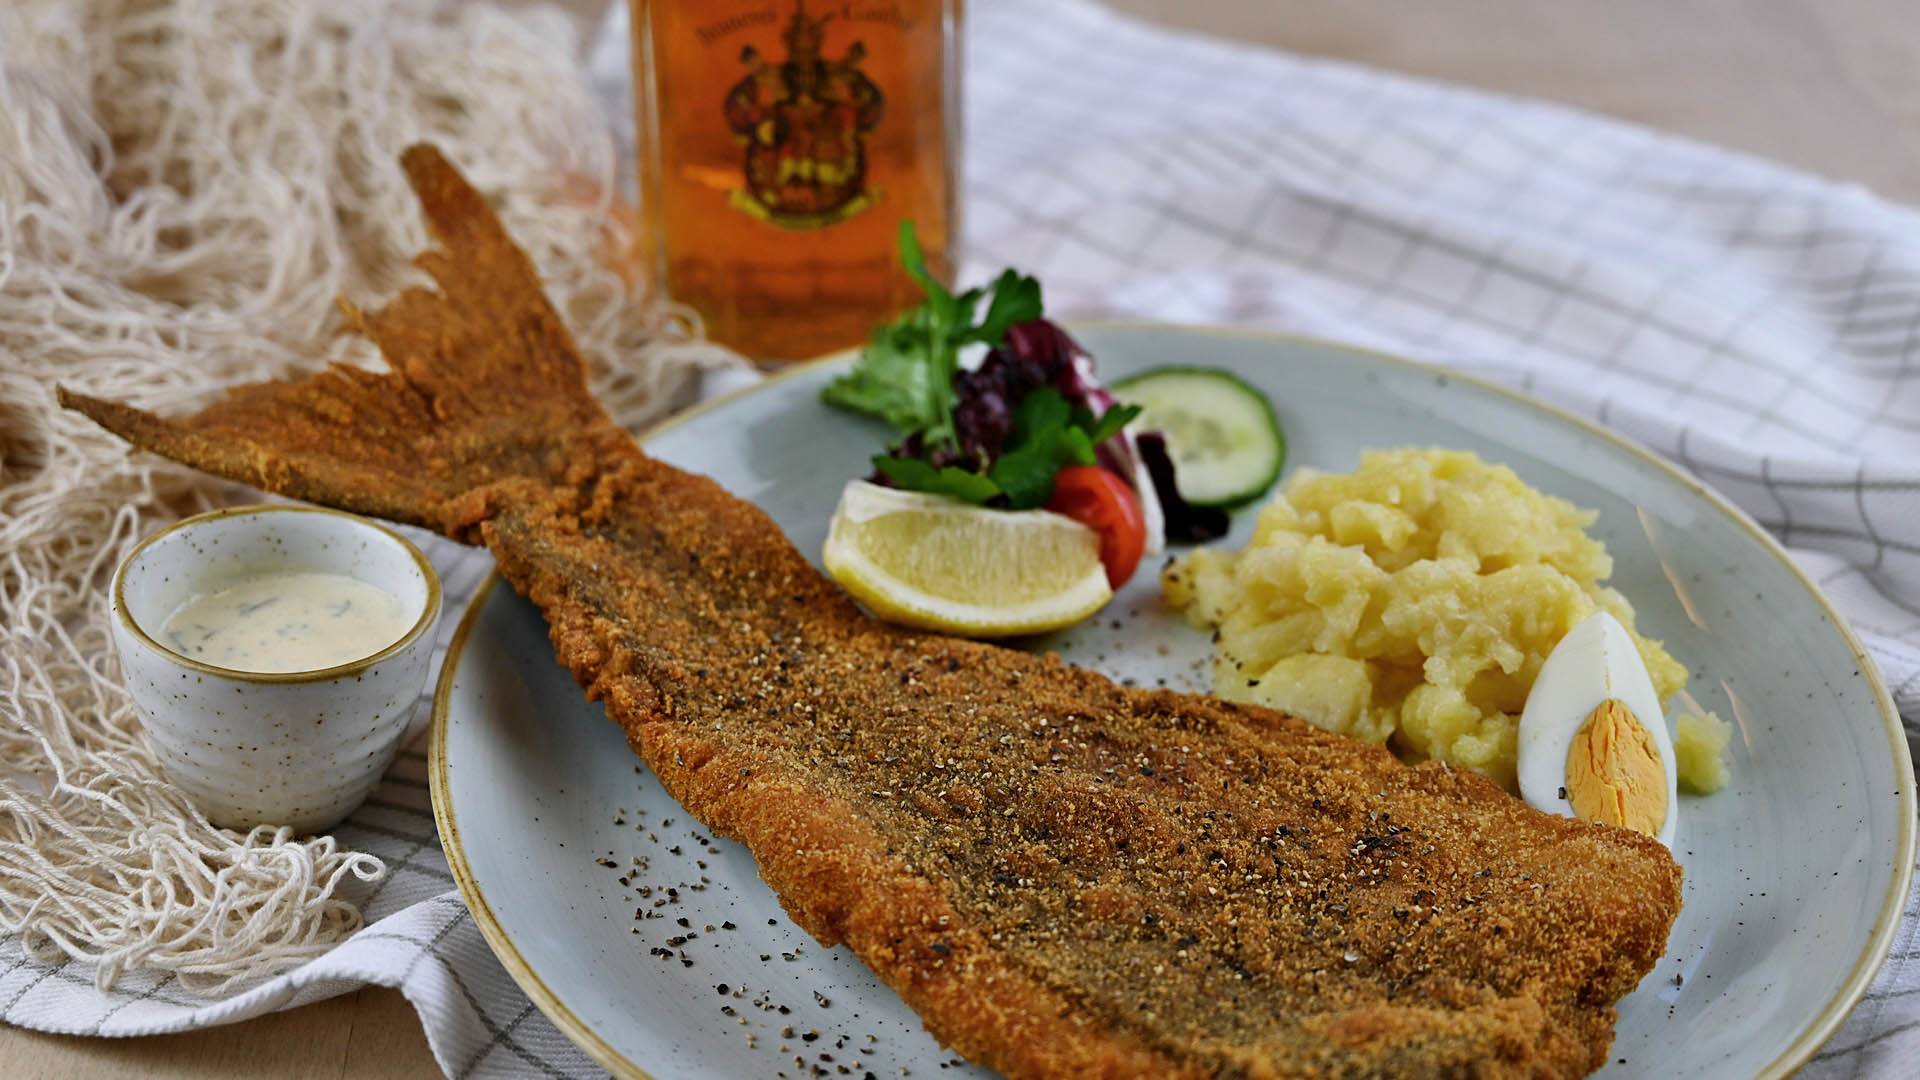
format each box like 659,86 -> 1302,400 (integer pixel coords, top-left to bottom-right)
0,0 -> 739,993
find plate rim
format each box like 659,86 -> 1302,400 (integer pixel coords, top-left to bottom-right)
428,321 -> 1915,1080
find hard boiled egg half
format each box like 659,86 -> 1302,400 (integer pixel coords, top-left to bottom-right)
1517,612 -> 1679,848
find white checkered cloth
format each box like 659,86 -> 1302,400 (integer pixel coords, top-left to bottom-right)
7,0 -> 1920,1075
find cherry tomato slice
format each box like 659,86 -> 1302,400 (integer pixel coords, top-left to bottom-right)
1045,465 -> 1146,589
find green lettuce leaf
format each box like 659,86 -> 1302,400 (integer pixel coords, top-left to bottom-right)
822,222 -> 1041,450
871,456 -> 1003,503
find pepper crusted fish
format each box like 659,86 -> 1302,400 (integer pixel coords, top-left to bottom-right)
62,145 -> 1682,1079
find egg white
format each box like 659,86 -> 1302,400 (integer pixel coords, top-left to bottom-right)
1516,612 -> 1679,848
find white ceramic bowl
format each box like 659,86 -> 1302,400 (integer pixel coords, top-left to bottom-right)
112,504 -> 441,834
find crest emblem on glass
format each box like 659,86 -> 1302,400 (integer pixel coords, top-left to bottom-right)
632,1 -> 961,362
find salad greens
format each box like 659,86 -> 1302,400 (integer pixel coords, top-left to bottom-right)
821,222 -> 1041,451
822,222 -> 1138,511
873,390 -> 1139,510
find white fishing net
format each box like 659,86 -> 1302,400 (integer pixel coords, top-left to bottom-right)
0,0 -> 740,993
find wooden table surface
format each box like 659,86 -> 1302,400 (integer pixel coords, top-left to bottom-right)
8,1 -> 1919,1077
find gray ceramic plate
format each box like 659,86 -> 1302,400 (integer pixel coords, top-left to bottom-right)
430,323 -> 1913,1079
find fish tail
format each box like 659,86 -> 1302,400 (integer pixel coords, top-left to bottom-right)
59,144 -> 625,541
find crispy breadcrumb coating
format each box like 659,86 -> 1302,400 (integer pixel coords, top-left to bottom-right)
62,145 -> 1681,1079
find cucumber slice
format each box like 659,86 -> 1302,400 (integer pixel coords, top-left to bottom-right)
1111,366 -> 1284,508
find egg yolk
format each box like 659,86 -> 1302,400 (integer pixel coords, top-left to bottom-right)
1564,699 -> 1667,837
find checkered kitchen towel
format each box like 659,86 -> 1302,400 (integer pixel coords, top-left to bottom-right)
7,0 -> 1920,1075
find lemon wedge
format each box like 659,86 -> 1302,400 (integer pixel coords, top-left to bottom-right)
823,480 -> 1112,637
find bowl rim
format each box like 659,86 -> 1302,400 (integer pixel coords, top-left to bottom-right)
113,503 -> 443,684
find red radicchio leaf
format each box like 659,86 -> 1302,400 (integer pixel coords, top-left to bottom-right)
1135,432 -> 1229,542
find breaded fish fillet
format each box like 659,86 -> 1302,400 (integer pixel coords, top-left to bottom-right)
63,145 -> 1682,1079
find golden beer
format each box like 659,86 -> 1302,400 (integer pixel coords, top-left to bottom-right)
630,0 -> 961,361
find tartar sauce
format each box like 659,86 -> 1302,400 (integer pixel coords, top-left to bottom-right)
159,570 -> 412,673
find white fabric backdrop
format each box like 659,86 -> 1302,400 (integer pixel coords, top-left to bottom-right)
6,0 -> 1919,1075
